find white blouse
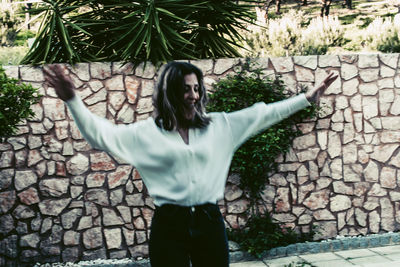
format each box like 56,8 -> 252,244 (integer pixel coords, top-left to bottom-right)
66,94 -> 310,207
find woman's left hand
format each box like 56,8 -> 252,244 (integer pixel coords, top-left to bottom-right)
305,72 -> 339,103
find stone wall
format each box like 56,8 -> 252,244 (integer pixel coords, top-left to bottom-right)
1,54 -> 400,264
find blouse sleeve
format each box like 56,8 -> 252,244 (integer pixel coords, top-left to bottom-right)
225,93 -> 311,150
66,95 -> 138,162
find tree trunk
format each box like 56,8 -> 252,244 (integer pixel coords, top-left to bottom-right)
320,0 -> 332,17
276,0 -> 282,14
344,0 -> 352,9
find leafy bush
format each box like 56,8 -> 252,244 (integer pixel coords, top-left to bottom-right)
207,60 -> 316,256
300,16 -> 345,55
363,14 -> 400,53
228,213 -> 315,258
242,10 -> 303,57
242,11 -> 345,57
0,66 -> 41,141
207,59 -> 316,199
208,59 -> 317,257
1,1 -> 18,46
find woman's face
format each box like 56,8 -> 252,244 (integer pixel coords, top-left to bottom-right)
183,73 -> 199,120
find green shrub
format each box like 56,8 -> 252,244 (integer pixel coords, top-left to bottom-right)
242,10 -> 304,57
363,14 -> 400,53
207,59 -> 316,257
208,59 -> 316,199
228,212 -> 315,258
241,10 -> 345,57
0,66 -> 41,141
0,1 -> 26,46
300,16 -> 345,55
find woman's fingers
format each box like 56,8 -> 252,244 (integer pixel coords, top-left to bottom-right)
43,64 -> 76,101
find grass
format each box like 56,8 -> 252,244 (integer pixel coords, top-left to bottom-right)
0,46 -> 29,66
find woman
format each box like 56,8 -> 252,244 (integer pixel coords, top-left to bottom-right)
44,62 -> 337,267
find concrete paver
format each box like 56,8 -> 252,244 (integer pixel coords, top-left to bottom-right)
383,252 -> 400,261
369,245 -> 400,255
229,244 -> 400,267
263,256 -> 304,267
230,261 -> 267,267
347,255 -> 392,265
361,260 -> 400,266
298,252 -> 342,262
334,248 -> 378,259
312,259 -> 356,267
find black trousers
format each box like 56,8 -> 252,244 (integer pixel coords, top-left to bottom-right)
149,203 -> 229,267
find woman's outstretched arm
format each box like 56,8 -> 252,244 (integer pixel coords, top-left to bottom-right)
44,64 -> 138,164
224,73 -> 339,150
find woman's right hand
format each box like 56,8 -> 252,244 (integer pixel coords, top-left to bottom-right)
44,64 -> 76,101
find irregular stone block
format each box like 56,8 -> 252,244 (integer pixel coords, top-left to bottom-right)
90,152 -> 116,171
270,57 -> 293,73
330,195 -> 351,212
341,63 -> 358,80
13,205 -> 35,219
107,165 -> 132,189
214,58 -> 235,74
368,184 -> 387,197
359,69 -> 379,82
87,172 -> 106,188
18,187 -> 40,205
103,208 -> 124,226
39,198 -> 71,216
0,169 -> 13,190
20,233 -> 40,248
135,62 -> 156,79
20,66 -> 44,81
274,187 -> 290,212
105,228 -> 122,249
293,55 -> 317,69
85,189 -> 109,206
358,54 -> 379,68
0,151 -> 13,168
362,97 -> 378,119
39,178 -> 69,197
313,221 -> 337,240
77,216 -> 92,231
303,190 -> 329,210
83,227 -> 103,249
128,244 -> 148,258
62,247 -> 79,262
370,144 -> 399,163
0,235 -> 18,258
380,53 -> 398,69
91,62 -> 112,80
61,209 -> 82,229
0,214 -> 14,235
126,193 -> 145,207
41,217 -> 52,234
66,153 -> 89,175
42,98 -> 66,121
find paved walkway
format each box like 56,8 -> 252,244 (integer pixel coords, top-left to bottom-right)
230,244 -> 400,266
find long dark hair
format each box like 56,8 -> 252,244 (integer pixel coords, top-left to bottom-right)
153,62 -> 211,131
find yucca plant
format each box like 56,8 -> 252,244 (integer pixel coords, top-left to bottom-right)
21,0 -> 256,66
